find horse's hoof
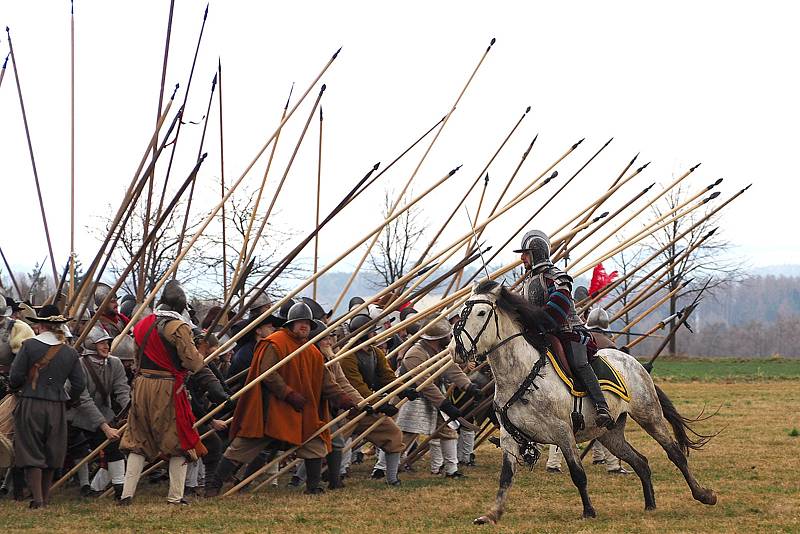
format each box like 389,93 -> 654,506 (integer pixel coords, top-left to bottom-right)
698,489 -> 717,505
645,504 -> 657,512
582,508 -> 597,519
474,515 -> 496,525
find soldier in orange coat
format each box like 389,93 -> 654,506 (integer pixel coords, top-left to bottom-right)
206,302 -> 356,495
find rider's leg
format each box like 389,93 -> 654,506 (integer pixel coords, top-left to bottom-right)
565,340 -> 614,429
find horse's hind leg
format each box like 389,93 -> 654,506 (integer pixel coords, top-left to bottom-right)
560,437 -> 596,518
637,415 -> 717,506
474,450 -> 516,525
596,414 -> 656,510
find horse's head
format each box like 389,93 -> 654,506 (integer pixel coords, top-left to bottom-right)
453,281 -> 503,364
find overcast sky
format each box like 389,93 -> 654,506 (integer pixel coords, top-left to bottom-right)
1,1 -> 797,288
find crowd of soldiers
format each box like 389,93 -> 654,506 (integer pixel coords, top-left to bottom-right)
0,228 -> 629,510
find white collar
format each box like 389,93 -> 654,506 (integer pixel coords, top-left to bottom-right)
34,331 -> 62,346
88,355 -> 107,365
155,309 -> 188,324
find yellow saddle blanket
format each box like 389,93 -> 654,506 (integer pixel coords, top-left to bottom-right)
545,350 -> 631,402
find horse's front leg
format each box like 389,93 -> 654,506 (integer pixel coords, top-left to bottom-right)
474,450 -> 517,525
560,436 -> 596,518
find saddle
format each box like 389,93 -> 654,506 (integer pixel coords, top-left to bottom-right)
544,334 -> 630,401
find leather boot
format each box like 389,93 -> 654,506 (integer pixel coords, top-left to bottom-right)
204,457 -> 240,497
574,364 -> 615,429
326,450 -> 344,489
304,458 -> 324,495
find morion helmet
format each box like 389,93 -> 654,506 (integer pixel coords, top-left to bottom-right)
586,307 -> 610,331
284,302 -> 314,328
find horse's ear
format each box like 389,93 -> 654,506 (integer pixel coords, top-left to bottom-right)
490,282 -> 502,296
471,281 -> 480,294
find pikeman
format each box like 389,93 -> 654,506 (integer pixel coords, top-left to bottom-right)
514,230 -> 615,429
585,307 -> 616,350
94,283 -> 129,338
206,302 -> 358,496
69,326 -> 131,499
9,305 -> 86,509
226,299 -> 285,384
338,314 -> 410,485
118,280 -> 206,506
395,318 -> 481,478
1,294 -> 35,397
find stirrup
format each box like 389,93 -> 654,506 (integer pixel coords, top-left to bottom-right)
595,407 -> 615,430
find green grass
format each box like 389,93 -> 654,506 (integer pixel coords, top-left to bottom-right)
643,356 -> 800,381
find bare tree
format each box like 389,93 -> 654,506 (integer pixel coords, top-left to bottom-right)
367,189 -> 427,288
609,245 -> 646,346
646,182 -> 744,355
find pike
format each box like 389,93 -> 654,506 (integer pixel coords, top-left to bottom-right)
621,310 -> 683,352
0,245 -> 23,298
567,163 -> 703,270
611,278 -> 693,341
610,270 -> 686,322
313,105 -> 323,299
110,46 -> 344,348
0,52 -> 9,91
139,0 -> 178,299
174,71 -> 219,261
49,259 -> 72,308
5,27 -> 58,285
331,38 -> 497,314
69,0 -> 76,301
218,58 -> 228,300
228,83 -> 294,298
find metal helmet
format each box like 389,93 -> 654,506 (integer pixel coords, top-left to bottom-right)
310,319 -> 328,338
420,318 -> 453,341
514,229 -> 552,271
348,296 -> 366,311
159,279 -> 187,313
112,333 -> 137,361
301,297 -> 326,321
119,297 -> 136,319
586,307 -> 610,331
94,282 -> 116,308
249,291 -> 271,318
276,298 -> 298,321
573,285 -> 589,302
283,302 -> 314,327
349,314 -> 376,337
83,326 -> 113,354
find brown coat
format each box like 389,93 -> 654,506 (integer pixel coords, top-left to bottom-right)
398,341 -> 471,407
120,319 -> 203,459
339,346 -> 395,399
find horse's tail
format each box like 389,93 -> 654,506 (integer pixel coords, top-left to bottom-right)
654,384 -> 718,455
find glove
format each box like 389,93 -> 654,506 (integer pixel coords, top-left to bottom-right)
362,404 -> 375,415
439,399 -> 462,421
222,397 -> 237,413
466,383 -> 484,400
399,387 -> 420,401
377,404 -> 399,417
333,393 -> 357,412
284,390 -> 307,412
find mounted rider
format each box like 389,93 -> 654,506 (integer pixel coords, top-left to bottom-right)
514,229 -> 614,429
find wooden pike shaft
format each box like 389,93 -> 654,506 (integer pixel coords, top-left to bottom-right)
313,106 -> 323,299
228,85 -> 294,297
568,164 -> 700,270
219,59 -> 228,300
111,48 -> 342,347
244,353 -> 455,495
0,246 -> 23,297
0,53 -> 9,90
610,270 -> 677,322
6,28 -> 58,285
331,38 -> 497,313
69,3 -> 76,301
226,352 -> 451,495
611,281 -> 688,340
624,320 -> 670,351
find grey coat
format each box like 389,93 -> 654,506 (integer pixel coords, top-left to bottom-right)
69,355 -> 130,432
9,333 -> 85,402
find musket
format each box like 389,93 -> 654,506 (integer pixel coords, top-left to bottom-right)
6,27 -> 58,285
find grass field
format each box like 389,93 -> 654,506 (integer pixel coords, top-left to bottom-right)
1,358 -> 799,533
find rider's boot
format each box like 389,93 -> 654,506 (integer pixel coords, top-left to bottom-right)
568,341 -> 615,430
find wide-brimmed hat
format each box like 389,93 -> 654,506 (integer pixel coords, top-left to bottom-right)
28,304 -> 72,324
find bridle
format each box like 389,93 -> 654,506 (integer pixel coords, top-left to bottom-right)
454,298 -> 524,363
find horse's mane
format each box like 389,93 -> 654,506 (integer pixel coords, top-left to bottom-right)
474,280 -> 550,351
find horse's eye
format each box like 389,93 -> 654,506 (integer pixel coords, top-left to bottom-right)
477,310 -> 486,317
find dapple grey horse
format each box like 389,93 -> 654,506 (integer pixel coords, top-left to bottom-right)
453,281 -> 716,523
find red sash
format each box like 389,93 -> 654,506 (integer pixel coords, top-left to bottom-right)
134,314 -> 203,455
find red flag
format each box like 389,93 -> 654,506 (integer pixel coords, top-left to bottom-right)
589,263 -> 618,298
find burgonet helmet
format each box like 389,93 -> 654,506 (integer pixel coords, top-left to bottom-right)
586,307 -> 611,331
159,280 -> 188,314
284,302 -> 314,327
513,229 -> 552,272
83,326 -> 113,355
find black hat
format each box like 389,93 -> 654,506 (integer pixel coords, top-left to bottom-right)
29,304 -> 72,324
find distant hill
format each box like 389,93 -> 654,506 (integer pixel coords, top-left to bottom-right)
751,265 -> 800,277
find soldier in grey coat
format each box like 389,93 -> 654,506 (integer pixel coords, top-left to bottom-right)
9,305 -> 85,509
70,327 -> 131,498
